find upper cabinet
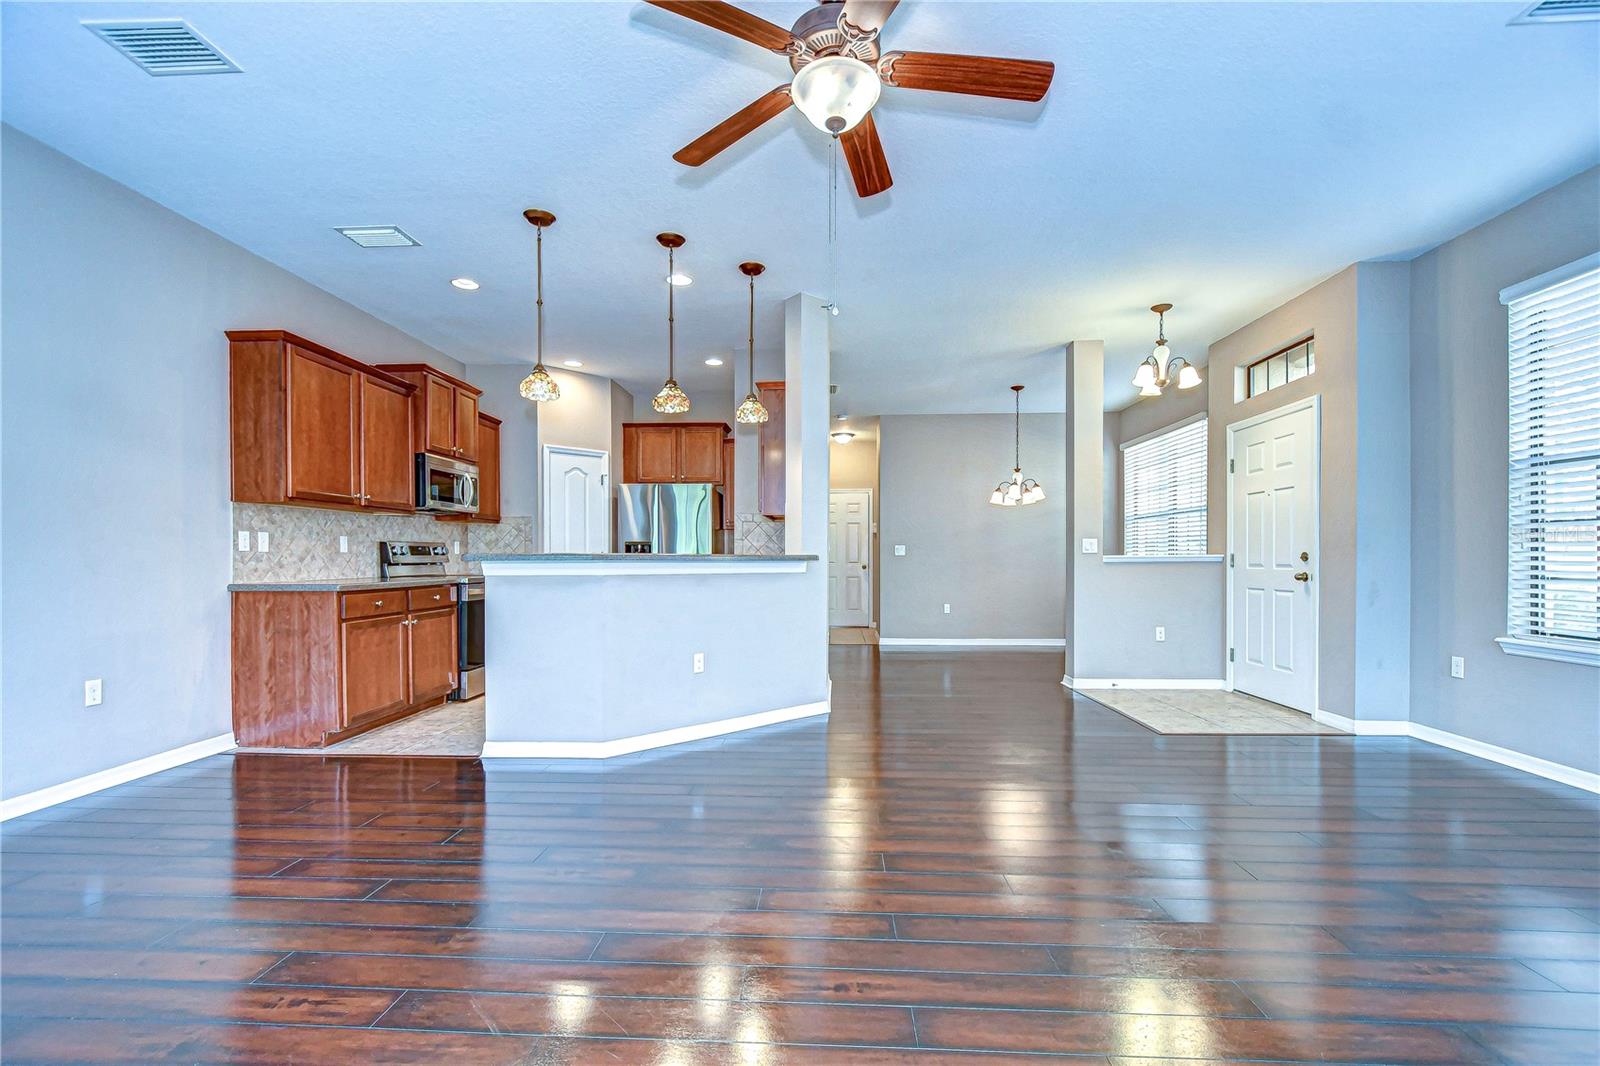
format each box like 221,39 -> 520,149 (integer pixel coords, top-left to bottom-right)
229,330 -> 415,513
757,382 -> 785,519
375,364 -> 482,462
471,413 -> 502,523
622,423 -> 730,483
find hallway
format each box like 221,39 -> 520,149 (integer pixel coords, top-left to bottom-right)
3,648 -> 1596,1063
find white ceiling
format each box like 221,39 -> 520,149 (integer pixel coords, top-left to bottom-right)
4,2 -> 1596,414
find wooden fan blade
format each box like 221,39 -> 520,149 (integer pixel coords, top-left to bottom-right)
840,112 -> 892,197
879,50 -> 1054,102
646,1 -> 796,53
839,1 -> 900,35
673,86 -> 793,166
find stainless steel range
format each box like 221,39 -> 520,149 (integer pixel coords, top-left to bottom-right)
379,540 -> 485,701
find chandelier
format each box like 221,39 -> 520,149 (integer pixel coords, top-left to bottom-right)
990,385 -> 1045,506
1131,302 -> 1201,397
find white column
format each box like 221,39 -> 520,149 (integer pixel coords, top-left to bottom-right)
784,293 -> 831,557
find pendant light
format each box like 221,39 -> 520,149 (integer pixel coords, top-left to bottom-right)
990,385 -> 1045,507
651,232 -> 691,414
518,209 -> 560,403
1131,302 -> 1201,397
734,261 -> 770,425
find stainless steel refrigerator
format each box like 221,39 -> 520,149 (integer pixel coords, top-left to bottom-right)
618,483 -> 716,554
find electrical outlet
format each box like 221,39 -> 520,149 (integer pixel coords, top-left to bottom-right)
1081,538 -> 1099,554
1450,656 -> 1465,679
255,531 -> 270,552
1155,626 -> 1166,642
84,679 -> 103,707
453,541 -> 461,555
338,535 -> 349,554
692,652 -> 705,674
943,603 -> 951,614
237,530 -> 250,552
894,545 -> 906,556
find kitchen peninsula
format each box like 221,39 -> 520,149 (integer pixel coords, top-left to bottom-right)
469,552 -> 828,757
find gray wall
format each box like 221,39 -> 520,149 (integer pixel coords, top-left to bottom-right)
0,126 -> 464,801
1409,166 -> 1600,774
879,413 -> 1066,640
1066,342 -> 1226,681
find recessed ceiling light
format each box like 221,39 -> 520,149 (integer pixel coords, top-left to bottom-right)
704,357 -> 724,366
562,360 -> 584,368
667,273 -> 693,286
450,277 -> 479,291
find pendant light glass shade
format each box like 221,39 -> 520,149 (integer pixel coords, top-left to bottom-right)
520,209 -> 560,403
1177,363 -> 1202,389
990,385 -> 1045,507
735,261 -> 769,425
652,233 -> 690,414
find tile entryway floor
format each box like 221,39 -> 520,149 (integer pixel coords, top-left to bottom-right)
233,698 -> 485,756
828,626 -> 879,645
1076,687 -> 1346,735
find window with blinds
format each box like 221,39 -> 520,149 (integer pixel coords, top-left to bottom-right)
1122,417 -> 1208,556
1502,254 -> 1600,649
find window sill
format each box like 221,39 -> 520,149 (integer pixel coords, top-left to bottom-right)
1495,636 -> 1600,668
1103,554 -> 1224,564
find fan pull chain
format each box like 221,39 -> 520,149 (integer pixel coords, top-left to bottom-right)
825,135 -> 840,317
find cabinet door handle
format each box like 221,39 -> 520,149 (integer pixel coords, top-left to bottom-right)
432,593 -> 442,601
374,599 -> 384,607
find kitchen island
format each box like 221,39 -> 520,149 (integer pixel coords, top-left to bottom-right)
468,552 -> 829,757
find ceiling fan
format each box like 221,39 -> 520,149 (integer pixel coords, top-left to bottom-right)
647,1 -> 1054,197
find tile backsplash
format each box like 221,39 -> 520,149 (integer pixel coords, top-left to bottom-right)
231,504 -> 534,582
736,513 -> 785,556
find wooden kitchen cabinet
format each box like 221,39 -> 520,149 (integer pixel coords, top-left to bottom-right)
720,436 -> 736,531
436,412 -> 502,525
377,364 -> 482,462
229,330 -> 416,514
757,382 -> 785,518
622,422 -> 731,483
233,584 -> 458,748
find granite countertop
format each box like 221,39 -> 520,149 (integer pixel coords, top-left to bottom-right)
466,553 -> 820,563
227,574 -> 481,593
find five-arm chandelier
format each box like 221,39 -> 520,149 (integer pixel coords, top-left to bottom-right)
990,384 -> 1045,506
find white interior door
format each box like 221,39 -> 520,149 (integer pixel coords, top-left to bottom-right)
543,446 -> 608,554
828,490 -> 872,627
1229,401 -> 1319,712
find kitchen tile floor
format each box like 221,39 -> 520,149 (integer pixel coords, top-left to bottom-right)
828,626 -> 879,645
1077,686 -> 1346,735
233,699 -> 485,757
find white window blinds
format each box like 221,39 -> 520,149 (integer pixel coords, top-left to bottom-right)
1122,417 -> 1208,556
1503,254 -> 1600,646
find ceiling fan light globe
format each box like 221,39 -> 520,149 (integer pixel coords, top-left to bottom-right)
791,55 -> 881,135
1177,364 -> 1202,389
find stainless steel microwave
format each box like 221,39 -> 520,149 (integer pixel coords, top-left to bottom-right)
416,453 -> 480,514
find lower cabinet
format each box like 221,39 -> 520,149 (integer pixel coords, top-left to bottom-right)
233,585 -> 458,747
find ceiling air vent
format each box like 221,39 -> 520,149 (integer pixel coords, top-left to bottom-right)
83,20 -> 240,76
1510,0 -> 1600,23
336,226 -> 421,249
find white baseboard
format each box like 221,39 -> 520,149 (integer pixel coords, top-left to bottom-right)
882,638 -> 1066,648
1063,676 -> 1227,690
0,732 -> 237,821
482,698 -> 830,760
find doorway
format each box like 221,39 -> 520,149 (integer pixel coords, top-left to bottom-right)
542,445 -> 609,553
828,488 -> 873,627
1226,397 -> 1320,714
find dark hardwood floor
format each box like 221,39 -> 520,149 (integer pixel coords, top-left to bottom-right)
3,648 -> 1597,1063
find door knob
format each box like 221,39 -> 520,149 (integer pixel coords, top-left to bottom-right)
1299,551 -> 1309,562
1293,571 -> 1311,583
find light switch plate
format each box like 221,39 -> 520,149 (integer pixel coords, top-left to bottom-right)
338,536 -> 349,553
1450,656 -> 1465,679
943,603 -> 951,614
1081,538 -> 1099,554
84,679 -> 102,707
894,545 -> 906,556
256,531 -> 270,552
237,531 -> 250,552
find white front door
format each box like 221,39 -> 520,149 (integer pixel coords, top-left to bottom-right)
1229,400 -> 1319,712
828,489 -> 872,627
543,446 -> 609,553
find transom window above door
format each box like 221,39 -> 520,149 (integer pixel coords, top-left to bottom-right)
1245,337 -> 1315,399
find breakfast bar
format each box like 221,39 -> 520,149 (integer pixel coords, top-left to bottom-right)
469,553 -> 828,757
